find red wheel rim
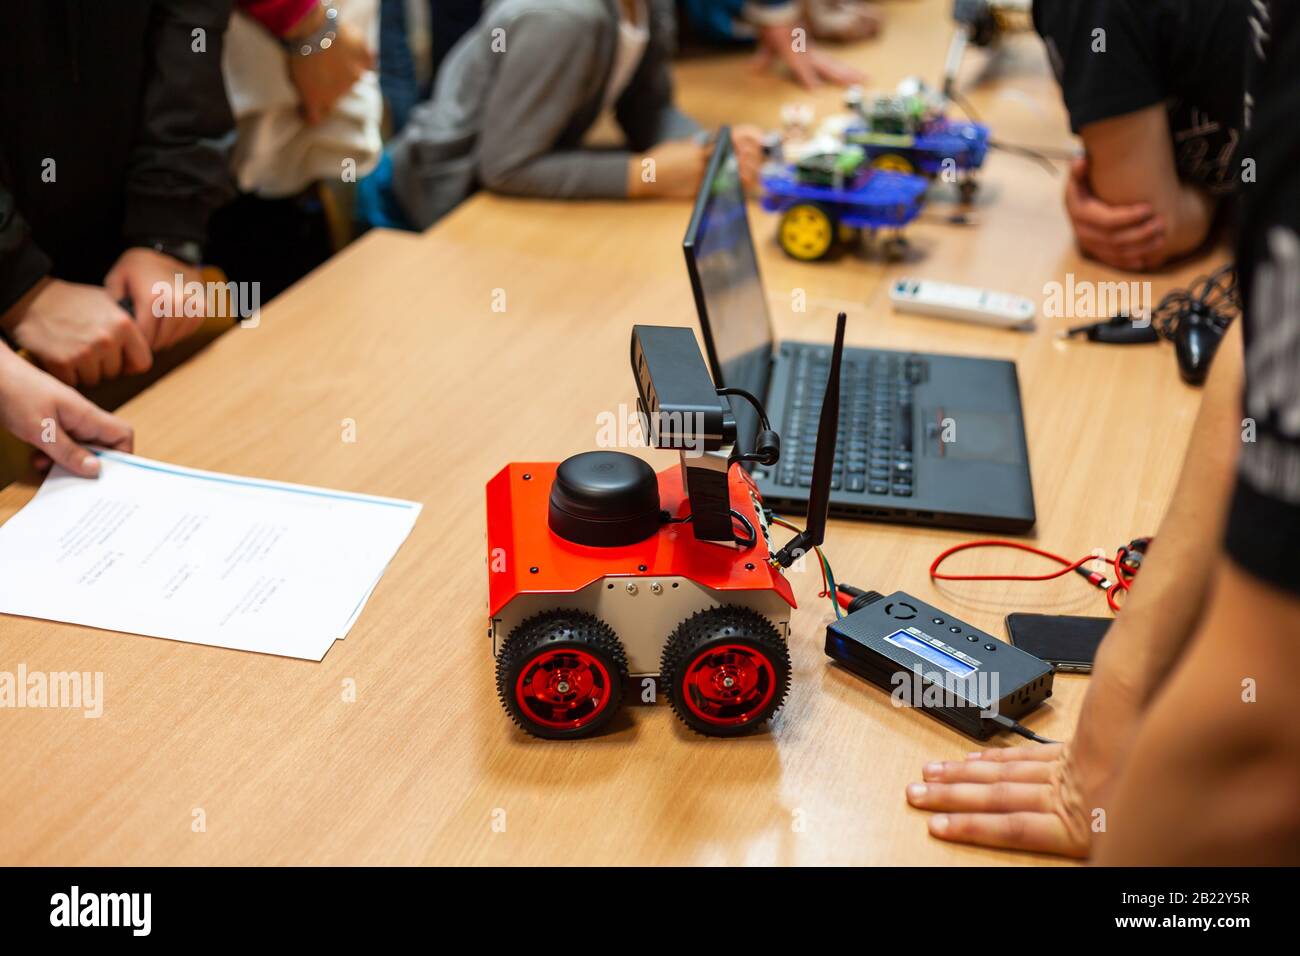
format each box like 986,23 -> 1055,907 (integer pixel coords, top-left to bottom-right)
680,643 -> 777,727
515,648 -> 613,730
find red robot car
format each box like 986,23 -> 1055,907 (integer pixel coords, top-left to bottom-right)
485,315 -> 847,739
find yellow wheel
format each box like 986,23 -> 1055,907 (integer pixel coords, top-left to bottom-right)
779,204 -> 835,261
871,153 -> 914,174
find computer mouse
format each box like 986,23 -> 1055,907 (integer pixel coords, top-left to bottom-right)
1174,309 -> 1225,386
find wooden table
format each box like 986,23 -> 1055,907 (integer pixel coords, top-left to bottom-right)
0,0 -> 1219,865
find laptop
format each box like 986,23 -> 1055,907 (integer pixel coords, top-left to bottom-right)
682,128 -> 1036,533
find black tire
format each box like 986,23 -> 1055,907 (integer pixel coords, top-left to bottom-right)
660,606 -> 791,737
496,610 -> 628,740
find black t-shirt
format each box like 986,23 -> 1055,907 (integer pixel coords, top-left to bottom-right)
1223,0 -> 1300,596
1033,0 -> 1249,194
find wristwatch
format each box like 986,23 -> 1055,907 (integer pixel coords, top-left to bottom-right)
283,2 -> 339,57
131,238 -> 204,267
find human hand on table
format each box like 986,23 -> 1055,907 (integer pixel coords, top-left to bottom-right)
104,247 -> 207,352
1065,157 -> 1168,271
753,22 -> 865,89
0,344 -> 134,477
905,640 -> 1146,858
1065,157 -> 1213,272
0,277 -> 151,387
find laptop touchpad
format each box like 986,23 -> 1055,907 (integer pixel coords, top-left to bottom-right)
921,408 -> 1020,463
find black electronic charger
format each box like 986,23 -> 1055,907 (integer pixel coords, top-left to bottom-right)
826,585 -> 1057,742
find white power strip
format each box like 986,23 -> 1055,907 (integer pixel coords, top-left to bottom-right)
889,278 -> 1036,329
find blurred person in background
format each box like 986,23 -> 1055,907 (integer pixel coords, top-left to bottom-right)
385,0 -> 713,229
377,0 -> 484,135
210,0 -> 380,300
0,0 -> 236,389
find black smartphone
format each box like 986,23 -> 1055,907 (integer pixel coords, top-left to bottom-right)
1004,613 -> 1112,673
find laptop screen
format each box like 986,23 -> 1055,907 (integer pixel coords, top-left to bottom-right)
683,128 -> 775,456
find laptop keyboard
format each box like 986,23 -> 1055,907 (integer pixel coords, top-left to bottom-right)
771,348 -> 926,497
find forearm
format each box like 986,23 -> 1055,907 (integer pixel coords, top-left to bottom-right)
1082,106 -> 1215,263
1083,107 -> 1178,211
1096,560 -> 1300,864
1089,321 -> 1243,706
1164,183 -> 1217,259
481,151 -> 631,201
623,152 -> 683,197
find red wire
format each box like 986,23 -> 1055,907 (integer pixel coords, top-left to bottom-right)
1107,547 -> 1140,612
930,538 -> 1141,614
930,539 -> 1101,582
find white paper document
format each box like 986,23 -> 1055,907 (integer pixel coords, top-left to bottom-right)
0,450 -> 421,660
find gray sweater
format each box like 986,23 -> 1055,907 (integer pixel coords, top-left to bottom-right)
390,0 -> 701,228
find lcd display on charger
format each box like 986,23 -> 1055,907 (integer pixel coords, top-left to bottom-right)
884,629 -> 976,677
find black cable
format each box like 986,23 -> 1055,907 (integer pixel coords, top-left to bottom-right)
719,387 -> 781,467
660,509 -> 756,549
988,139 -> 1071,176
716,387 -> 771,430
947,87 -> 982,124
947,79 -> 1074,178
1152,263 -> 1239,342
991,713 -> 1059,745
993,140 -> 1077,162
836,582 -> 885,613
730,509 -> 758,549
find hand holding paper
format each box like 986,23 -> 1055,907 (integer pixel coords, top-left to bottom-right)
0,345 -> 135,476
0,450 -> 421,659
